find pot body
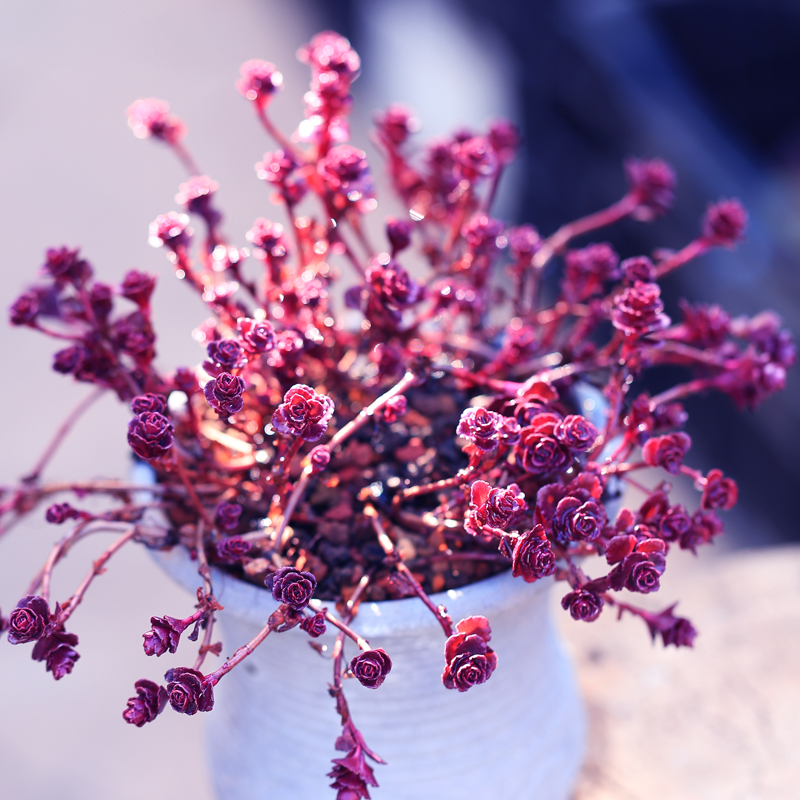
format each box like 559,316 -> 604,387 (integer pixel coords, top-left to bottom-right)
153,548 -> 585,800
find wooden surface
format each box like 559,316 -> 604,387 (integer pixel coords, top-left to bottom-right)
559,545 -> 800,800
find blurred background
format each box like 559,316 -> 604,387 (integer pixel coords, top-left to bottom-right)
1,0 -> 798,798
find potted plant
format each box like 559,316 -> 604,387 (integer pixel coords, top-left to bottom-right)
1,29 -> 793,800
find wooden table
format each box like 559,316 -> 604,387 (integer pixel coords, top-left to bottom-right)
559,546 -> 800,800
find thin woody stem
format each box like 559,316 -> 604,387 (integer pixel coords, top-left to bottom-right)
205,614 -> 276,685
329,371 -> 421,451
599,460 -> 646,477
649,376 -> 718,408
255,106 -> 304,162
655,239 -> 709,279
193,520 -> 219,671
58,527 -> 138,623
36,520 -> 135,601
368,510 -> 455,637
533,193 -> 638,271
173,455 -> 216,529
170,142 -> 202,176
394,465 -> 475,505
23,387 -> 106,483
307,599 -> 370,651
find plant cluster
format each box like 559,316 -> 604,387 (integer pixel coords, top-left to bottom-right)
2,30 -> 794,798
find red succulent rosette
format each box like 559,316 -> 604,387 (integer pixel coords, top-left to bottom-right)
452,136 -> 498,181
607,542 -> 666,594
624,156 -> 676,220
461,214 -> 504,255
465,480 -> 527,536
127,98 -> 185,144
511,525 -> 556,583
535,472 -> 607,546
236,59 -> 283,107
621,255 -> 657,284
271,384 -> 335,442
644,604 -> 698,648
317,145 -> 373,205
701,198 -> 747,247
328,745 -> 378,800
553,414 -> 599,452
514,411 -> 570,475
456,407 -> 505,452
442,616 -> 497,692
131,393 -> 167,415
611,281 -> 671,337
237,317 -> 276,354
365,257 -> 421,310
642,432 -> 691,475
701,469 -> 738,510
562,243 -> 620,302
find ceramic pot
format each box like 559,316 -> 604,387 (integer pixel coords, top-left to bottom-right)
151,545 -> 585,800
144,383 -> 613,799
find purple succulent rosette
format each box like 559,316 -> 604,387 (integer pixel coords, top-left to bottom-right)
31,628 -> 80,679
535,472 -> 607,547
350,649 -> 392,689
131,393 -> 167,415
216,536 -> 251,562
308,445 -> 332,473
142,615 -> 190,657
300,612 -> 327,638
611,281 -> 671,337
120,270 -> 156,307
127,411 -> 174,460
624,156 -> 676,220
123,679 -> 168,727
266,566 -> 317,610
7,595 -> 51,644
45,502 -> 80,524
561,590 -> 603,622
204,339 -> 247,377
204,371 -> 245,418
215,501 -> 243,531
365,257 -> 421,310
164,667 -> 214,715
514,412 -> 569,475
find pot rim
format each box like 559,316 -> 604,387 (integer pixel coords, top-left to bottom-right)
149,543 -> 550,637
